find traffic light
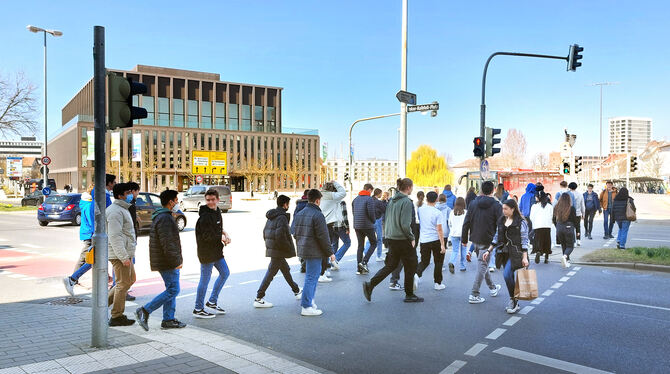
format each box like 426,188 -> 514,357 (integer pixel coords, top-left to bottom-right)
630,156 -> 638,172
473,137 -> 485,158
574,156 -> 583,174
562,158 -> 571,175
485,127 -> 501,157
567,44 -> 584,72
108,73 -> 148,129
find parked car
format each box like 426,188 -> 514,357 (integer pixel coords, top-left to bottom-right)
37,194 -> 82,226
180,185 -> 232,213
24,178 -> 57,194
135,192 -> 187,232
22,190 -> 45,206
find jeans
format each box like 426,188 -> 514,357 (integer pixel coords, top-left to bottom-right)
144,269 -> 180,322
603,209 -> 615,236
416,240 -> 445,284
71,263 -> 92,282
108,260 -> 136,318
616,220 -> 631,248
356,228 -> 377,264
257,257 -> 300,299
556,222 -> 575,259
195,258 -> 230,310
449,237 -> 467,270
333,227 -> 352,262
390,262 -> 403,284
301,258 -> 321,308
575,216 -> 582,240
584,210 -> 597,236
370,239 -> 418,297
488,247 -> 496,268
503,258 -> 515,298
74,239 -> 92,272
471,244 -> 495,297
364,218 -> 384,258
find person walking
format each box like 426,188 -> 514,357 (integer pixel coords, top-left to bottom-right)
465,187 -> 477,209
569,182 -> 585,247
415,192 -> 447,290
483,199 -> 529,314
254,195 -> 302,308
448,197 -> 467,273
583,184 -> 601,240
599,181 -> 617,239
192,189 -> 231,318
293,189 -> 335,316
320,181 -> 346,274
494,183 -> 509,203
436,193 -> 452,246
62,185 -> 95,296
135,190 -> 186,330
292,189 -> 310,273
363,178 -> 423,303
530,191 -> 553,264
612,187 -> 636,250
106,183 -> 137,326
553,193 -> 579,268
388,190 -> 420,289
364,188 -> 387,262
442,185 -> 457,209
332,200 -> 352,262
352,183 -> 378,275
462,181 -> 502,304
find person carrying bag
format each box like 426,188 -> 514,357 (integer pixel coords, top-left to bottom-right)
514,267 -> 538,301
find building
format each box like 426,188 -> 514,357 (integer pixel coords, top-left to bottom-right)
324,158 -> 398,189
609,117 -> 652,154
48,65 -> 320,192
0,137 -> 43,158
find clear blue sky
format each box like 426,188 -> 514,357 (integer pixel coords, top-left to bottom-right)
2,0 -> 668,164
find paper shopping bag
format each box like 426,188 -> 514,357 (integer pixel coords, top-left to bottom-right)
514,268 -> 538,300
85,246 -> 95,265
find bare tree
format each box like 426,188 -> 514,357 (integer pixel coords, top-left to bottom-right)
0,73 -> 38,137
500,129 -> 527,168
548,151 -> 562,172
532,152 -> 549,170
644,151 -> 664,178
285,158 -> 307,195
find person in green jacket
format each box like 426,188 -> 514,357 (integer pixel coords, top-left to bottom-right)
363,178 -> 423,303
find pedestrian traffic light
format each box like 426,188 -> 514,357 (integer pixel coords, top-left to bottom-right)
108,73 -> 148,129
574,156 -> 583,174
473,137 -> 485,158
630,156 -> 638,172
562,158 -> 571,174
567,44 -> 584,72
485,127 -> 501,158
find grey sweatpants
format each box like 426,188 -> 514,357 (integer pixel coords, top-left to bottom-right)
471,244 -> 495,297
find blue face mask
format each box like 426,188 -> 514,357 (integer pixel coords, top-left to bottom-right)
125,194 -> 134,203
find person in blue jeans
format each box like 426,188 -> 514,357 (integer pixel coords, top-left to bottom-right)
448,197 -> 467,273
611,187 -> 636,249
364,188 -> 387,261
135,190 -> 186,331
333,201 -> 352,262
192,189 -> 231,318
599,181 -> 617,239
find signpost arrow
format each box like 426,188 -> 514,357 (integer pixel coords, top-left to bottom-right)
42,187 -> 51,196
407,103 -> 439,112
396,90 -> 417,105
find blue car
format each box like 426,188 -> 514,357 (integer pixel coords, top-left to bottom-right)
38,194 -> 82,227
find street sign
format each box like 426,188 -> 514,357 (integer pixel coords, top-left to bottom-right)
42,187 -> 51,196
480,159 -> 491,179
396,90 -> 417,105
195,175 -> 203,184
6,157 -> 22,177
407,103 -> 439,112
560,142 -> 571,158
191,151 -> 228,175
41,156 -> 52,166
40,167 -> 50,175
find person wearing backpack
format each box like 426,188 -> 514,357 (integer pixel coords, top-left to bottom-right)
611,187 -> 636,250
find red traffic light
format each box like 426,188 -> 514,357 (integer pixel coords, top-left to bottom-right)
474,138 -> 482,146
473,137 -> 485,158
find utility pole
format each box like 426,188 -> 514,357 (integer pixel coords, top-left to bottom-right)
590,82 -> 619,182
398,0 -> 408,178
91,25 -> 108,348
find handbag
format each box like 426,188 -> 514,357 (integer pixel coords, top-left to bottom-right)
625,199 -> 636,221
514,268 -> 538,300
84,245 -> 95,265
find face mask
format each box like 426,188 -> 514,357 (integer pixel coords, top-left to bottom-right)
125,195 -> 134,203
171,202 -> 179,213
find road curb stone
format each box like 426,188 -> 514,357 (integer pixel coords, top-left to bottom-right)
574,261 -> 670,273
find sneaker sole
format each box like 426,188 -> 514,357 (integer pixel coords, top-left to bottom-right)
193,314 -> 216,319
448,263 -> 455,274
469,299 -> 485,304
506,307 -> 520,314
134,310 -> 149,332
253,304 -> 273,308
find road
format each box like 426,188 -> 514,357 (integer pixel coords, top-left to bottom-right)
1,193 -> 669,373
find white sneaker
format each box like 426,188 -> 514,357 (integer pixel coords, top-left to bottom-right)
325,270 -> 331,277
330,260 -> 340,270
434,283 -> 446,290
253,298 -> 273,308
318,275 -> 332,283
413,274 -> 420,291
561,255 -> 568,268
63,277 -> 75,297
489,284 -> 501,297
576,240 -> 581,247
488,267 -> 495,273
294,288 -> 302,300
468,295 -> 485,304
301,306 -> 323,316
375,256 -> 384,262
566,260 -> 572,268
506,299 -> 520,314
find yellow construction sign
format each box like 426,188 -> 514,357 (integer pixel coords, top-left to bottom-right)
191,151 -> 227,175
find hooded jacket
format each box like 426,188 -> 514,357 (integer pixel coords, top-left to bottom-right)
107,199 -> 136,262
290,197 -> 308,235
263,207 -> 296,258
320,182 -> 346,225
79,192 -> 94,241
519,183 -> 537,217
293,203 -> 332,259
436,202 -> 451,238
583,191 -> 601,212
442,190 -> 457,209
466,191 -> 478,210
149,208 -> 183,271
461,195 -> 502,246
195,205 -> 224,264
383,192 -> 415,241
352,190 -> 377,230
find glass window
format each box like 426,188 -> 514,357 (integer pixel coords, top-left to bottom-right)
254,105 -> 264,132
172,99 -> 184,127
157,97 -> 169,127
201,101 -> 212,129
136,194 -> 149,207
140,96 -> 155,125
229,103 -> 239,131
187,100 -> 198,128
148,194 -> 162,208
215,102 -> 226,130
241,104 -> 251,131
266,107 -> 276,132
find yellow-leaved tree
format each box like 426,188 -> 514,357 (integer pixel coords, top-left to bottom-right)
407,145 -> 453,187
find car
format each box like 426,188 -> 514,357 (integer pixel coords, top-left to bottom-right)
21,190 -> 45,206
180,185 -> 232,213
37,194 -> 82,226
135,192 -> 187,232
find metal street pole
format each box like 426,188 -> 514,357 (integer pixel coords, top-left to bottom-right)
589,82 -> 618,182
43,31 -> 48,191
398,0 -> 408,178
91,25 -> 108,348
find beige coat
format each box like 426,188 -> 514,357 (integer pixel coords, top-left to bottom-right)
107,199 -> 136,261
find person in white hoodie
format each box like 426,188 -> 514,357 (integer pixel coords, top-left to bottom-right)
568,182 -> 586,247
318,181 -> 346,280
448,197 -> 467,273
530,191 -> 554,264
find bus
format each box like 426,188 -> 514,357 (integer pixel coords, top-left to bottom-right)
458,170 -> 563,198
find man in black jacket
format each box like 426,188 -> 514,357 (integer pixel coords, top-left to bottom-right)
191,189 -> 232,319
352,183 -> 377,274
254,195 -> 302,308
135,190 -> 186,331
461,181 -> 502,304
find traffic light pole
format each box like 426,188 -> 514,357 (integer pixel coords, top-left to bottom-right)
91,25 -> 109,348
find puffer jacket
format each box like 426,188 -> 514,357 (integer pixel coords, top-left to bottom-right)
290,198 -> 308,235
263,207 -> 296,258
195,205 -> 224,264
442,190 -> 456,209
352,191 -> 376,230
79,192 -> 94,241
149,208 -> 183,271
107,199 -> 136,261
320,182 -> 346,225
612,197 -> 636,222
293,203 -> 332,259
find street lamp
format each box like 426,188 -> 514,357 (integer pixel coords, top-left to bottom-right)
27,25 -> 62,193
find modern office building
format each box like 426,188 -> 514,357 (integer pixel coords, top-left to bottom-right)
324,158 -> 398,189
609,117 -> 652,154
0,137 -> 43,158
48,65 -> 320,192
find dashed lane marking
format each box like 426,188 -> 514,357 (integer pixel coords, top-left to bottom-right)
542,290 -> 554,297
551,282 -> 563,289
567,271 -> 576,276
493,347 -> 613,374
21,243 -> 41,249
239,280 -> 259,285
503,316 -> 522,326
573,266 -> 582,271
485,328 -> 507,340
567,295 -> 670,312
519,306 -> 534,315
8,274 -> 26,278
439,360 -> 467,374
176,292 -> 197,299
559,277 -> 570,282
531,297 -> 545,305
464,343 -> 487,357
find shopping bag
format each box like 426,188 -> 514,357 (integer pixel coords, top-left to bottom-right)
626,199 -> 637,221
84,246 -> 95,265
514,268 -> 538,300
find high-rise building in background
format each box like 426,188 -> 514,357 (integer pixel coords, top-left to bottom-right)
609,117 -> 652,154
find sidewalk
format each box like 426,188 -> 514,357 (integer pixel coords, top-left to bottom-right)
0,300 -> 326,374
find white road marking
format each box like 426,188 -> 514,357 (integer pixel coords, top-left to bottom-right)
573,266 -> 582,271
493,347 -> 613,373
559,277 -> 570,282
176,292 -> 196,299
632,238 -> 670,242
8,274 -> 26,278
0,271 -> 13,275
346,259 -> 356,262
567,295 -> 670,312
439,360 -> 467,374
542,290 -> 554,296
291,271 -> 299,274
567,271 -> 576,276
239,280 -> 259,285
22,277 -> 37,281
464,343 -> 487,357
551,282 -> 563,289
0,238 -> 7,242
21,243 -> 41,249
485,328 -> 507,340
503,316 -> 522,326
531,297 -> 545,305
519,306 -> 535,315
603,244 -> 609,247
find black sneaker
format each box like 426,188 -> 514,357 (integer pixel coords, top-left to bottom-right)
361,263 -> 369,274
448,263 -> 455,274
544,256 -> 549,264
403,294 -> 424,303
125,293 -> 136,301
134,307 -> 149,331
109,315 -> 135,327
603,235 -> 609,239
192,309 -> 216,319
608,234 -> 615,239
205,302 -> 226,315
161,319 -> 186,329
535,253 -> 541,264
363,282 -> 372,302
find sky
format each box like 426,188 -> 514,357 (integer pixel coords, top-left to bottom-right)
1,0 -> 669,164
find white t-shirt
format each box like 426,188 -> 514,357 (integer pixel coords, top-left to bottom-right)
418,205 -> 442,243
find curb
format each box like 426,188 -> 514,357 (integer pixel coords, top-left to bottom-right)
573,261 -> 670,273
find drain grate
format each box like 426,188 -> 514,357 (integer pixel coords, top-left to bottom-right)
45,297 -> 86,305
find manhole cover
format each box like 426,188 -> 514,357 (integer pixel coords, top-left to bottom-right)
44,297 -> 86,305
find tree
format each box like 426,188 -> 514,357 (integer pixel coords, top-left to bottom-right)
500,129 -> 527,168
0,73 -> 38,138
285,158 -> 307,195
406,145 -> 453,187
643,151 -> 664,178
142,153 -> 158,192
548,151 -> 562,172
532,152 -> 549,170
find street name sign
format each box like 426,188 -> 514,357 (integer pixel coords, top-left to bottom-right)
407,103 -> 439,112
191,150 -> 228,175
396,90 -> 417,105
